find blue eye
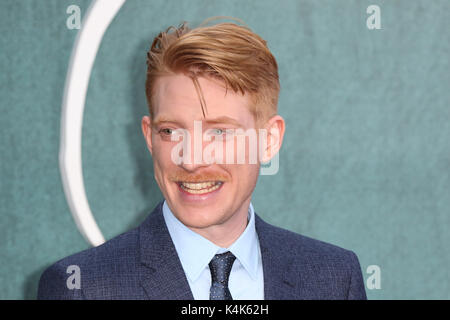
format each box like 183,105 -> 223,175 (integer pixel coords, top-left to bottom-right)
159,128 -> 173,135
208,128 -> 235,140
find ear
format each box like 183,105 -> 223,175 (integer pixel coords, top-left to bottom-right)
260,115 -> 285,163
141,115 -> 153,155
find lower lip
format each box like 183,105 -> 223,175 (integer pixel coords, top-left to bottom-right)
177,182 -> 224,202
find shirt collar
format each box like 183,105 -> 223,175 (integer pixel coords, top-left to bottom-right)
162,200 -> 260,282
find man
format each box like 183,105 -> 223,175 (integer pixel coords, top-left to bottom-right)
38,19 -> 367,300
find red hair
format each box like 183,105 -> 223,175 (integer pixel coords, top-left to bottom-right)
146,18 -> 280,125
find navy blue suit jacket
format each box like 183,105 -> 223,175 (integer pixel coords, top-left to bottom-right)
38,202 -> 367,299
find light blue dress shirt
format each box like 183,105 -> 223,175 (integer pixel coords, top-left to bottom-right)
162,200 -> 264,300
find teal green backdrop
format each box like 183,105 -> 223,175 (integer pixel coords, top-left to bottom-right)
1,0 -> 449,299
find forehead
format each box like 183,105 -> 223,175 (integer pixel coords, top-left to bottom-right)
152,74 -> 255,126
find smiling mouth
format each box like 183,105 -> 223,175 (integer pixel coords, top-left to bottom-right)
178,181 -> 224,194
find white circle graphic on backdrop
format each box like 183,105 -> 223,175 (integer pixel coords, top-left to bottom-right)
60,0 -> 126,246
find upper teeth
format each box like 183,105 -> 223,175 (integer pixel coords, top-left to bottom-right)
180,181 -> 219,190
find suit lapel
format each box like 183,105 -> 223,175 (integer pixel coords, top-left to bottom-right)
137,203 -> 310,300
138,202 -> 194,300
255,214 -> 311,300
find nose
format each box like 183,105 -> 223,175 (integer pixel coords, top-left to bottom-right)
176,127 -> 212,172
180,157 -> 210,172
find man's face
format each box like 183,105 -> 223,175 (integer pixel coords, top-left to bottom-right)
142,74 -> 261,230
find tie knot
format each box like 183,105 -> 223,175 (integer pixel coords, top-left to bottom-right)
209,251 -> 236,285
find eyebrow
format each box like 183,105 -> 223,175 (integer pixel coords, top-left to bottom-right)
152,115 -> 243,127
203,116 -> 242,127
151,116 -> 180,128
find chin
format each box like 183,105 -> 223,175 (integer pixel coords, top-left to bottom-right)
175,207 -> 227,229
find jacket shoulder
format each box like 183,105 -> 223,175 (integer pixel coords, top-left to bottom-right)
256,216 -> 367,299
37,228 -> 140,299
257,216 -> 355,258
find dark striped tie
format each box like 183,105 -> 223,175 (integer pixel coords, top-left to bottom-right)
209,251 -> 236,300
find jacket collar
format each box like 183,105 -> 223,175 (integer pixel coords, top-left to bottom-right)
255,214 -> 311,299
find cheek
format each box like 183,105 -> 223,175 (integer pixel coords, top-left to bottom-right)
227,163 -> 259,191
151,142 -> 177,186
237,135 -> 260,164
217,135 -> 259,165
152,140 -> 177,166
